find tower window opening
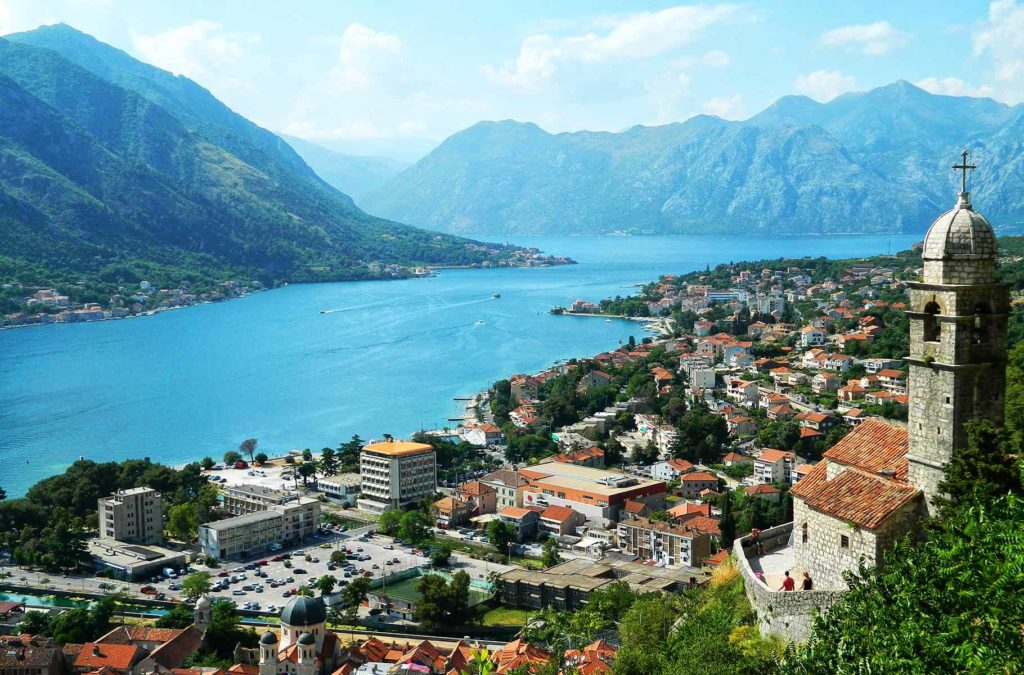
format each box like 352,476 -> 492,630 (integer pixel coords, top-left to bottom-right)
972,302 -> 992,344
923,301 -> 941,342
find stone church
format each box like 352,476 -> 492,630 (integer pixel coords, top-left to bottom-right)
790,158 -> 1009,589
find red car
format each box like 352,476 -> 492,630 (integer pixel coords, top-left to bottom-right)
258,560 -> 269,566
271,556 -> 283,562
218,572 -> 229,577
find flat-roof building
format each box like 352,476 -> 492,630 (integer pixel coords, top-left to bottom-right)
197,495 -> 319,560
315,473 -> 362,506
518,462 -> 667,526
358,441 -> 436,513
98,487 -> 163,545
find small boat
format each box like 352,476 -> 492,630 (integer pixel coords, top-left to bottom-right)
475,320 -> 486,326
320,310 -> 326,314
605,319 -> 613,322
492,293 -> 501,299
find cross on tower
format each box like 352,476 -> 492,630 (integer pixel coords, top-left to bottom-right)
953,149 -> 976,194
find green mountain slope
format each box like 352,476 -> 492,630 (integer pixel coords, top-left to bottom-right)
0,26 -> 524,297
365,81 -> 1024,236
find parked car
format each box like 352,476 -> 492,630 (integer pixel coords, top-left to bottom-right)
140,585 -> 158,595
232,590 -> 245,596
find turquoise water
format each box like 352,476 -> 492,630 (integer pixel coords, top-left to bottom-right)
0,234 -> 918,496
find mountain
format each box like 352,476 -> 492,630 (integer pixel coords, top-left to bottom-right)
0,24 -> 522,293
364,81 -> 1024,236
281,135 -> 407,205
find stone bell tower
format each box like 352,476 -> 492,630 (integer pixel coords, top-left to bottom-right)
906,151 -> 1009,512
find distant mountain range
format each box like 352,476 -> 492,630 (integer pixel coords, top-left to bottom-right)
364,81 -> 1024,236
0,24 -> 520,291
281,135 -> 407,206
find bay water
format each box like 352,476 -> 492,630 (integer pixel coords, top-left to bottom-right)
0,234 -> 918,495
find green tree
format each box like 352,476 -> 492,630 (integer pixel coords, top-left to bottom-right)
297,461 -> 317,485
430,543 -> 452,567
935,420 -> 1023,516
614,595 -> 677,675
330,550 -> 347,565
204,601 -> 260,659
180,571 -> 212,601
49,596 -> 116,644
295,586 -> 314,597
16,610 -> 49,635
239,439 -> 258,463
200,457 -> 215,470
378,509 -> 402,536
318,447 -> 339,476
314,575 -> 337,596
341,575 -> 371,608
223,451 -> 242,466
631,441 -> 659,466
486,520 -> 517,557
166,502 -> 198,542
155,603 -> 195,628
541,538 -> 561,568
719,490 -> 737,549
254,452 -> 268,464
414,571 -> 471,628
398,511 -> 431,545
302,448 -> 314,462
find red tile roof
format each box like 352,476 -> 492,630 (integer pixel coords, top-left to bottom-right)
681,471 -> 717,482
757,448 -> 793,463
667,458 -> 694,473
799,427 -> 823,439
746,484 -> 780,494
721,452 -> 748,463
75,644 -> 143,672
499,506 -> 532,519
540,505 -> 576,522
792,464 -> 919,529
704,549 -> 730,566
822,418 -> 908,479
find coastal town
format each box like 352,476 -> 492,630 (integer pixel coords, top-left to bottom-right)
1,176 -> 1018,672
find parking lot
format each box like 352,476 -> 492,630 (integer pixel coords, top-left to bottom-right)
145,524 -> 512,619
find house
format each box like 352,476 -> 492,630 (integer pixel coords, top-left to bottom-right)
680,472 -> 719,499
455,481 -> 497,516
838,383 -> 867,402
577,370 -> 613,393
727,415 -> 758,436
745,484 -> 781,503
791,463 -> 815,484
539,505 -> 584,537
649,458 -> 695,482
818,353 -> 855,373
795,411 -> 835,433
768,403 -> 798,420
461,423 -> 505,447
621,499 -> 652,520
693,319 -> 714,337
551,446 -> 605,469
800,326 -> 826,347
860,357 -> 902,374
812,372 -> 840,394
498,506 -> 541,541
74,643 -> 146,675
481,470 -> 528,510
726,379 -> 758,405
433,496 -> 472,529
96,625 -> 204,673
843,408 -> 868,426
0,635 -> 64,675
721,452 -> 749,466
510,375 -> 540,402
616,517 -> 712,568
876,369 -> 909,394
667,502 -> 713,520
570,299 -> 598,313
754,448 -> 794,485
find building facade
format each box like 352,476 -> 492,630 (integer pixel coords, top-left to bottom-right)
198,496 -> 320,560
98,487 -> 164,545
616,517 -> 712,568
358,441 -> 437,513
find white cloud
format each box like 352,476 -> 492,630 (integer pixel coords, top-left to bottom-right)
481,4 -> 740,91
915,76 -> 993,98
701,94 -> 743,119
973,0 -> 1024,101
700,49 -> 730,68
331,23 -> 402,93
793,70 -> 857,102
131,21 -> 259,82
819,20 -> 909,56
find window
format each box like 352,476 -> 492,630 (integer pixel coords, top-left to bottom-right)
801,522 -> 808,544
840,534 -> 850,549
972,302 -> 992,344
923,301 -> 941,342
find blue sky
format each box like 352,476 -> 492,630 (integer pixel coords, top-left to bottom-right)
1,1 -> 1021,159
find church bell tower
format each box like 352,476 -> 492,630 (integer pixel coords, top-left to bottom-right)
906,151 -> 1009,512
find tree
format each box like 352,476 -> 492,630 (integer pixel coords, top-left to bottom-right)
49,596 -> 116,644
541,538 -> 561,568
341,575 -> 371,608
630,441 -> 659,466
295,586 -> 314,597
181,571 -> 212,601
166,502 -> 198,542
239,438 -> 258,462
486,520 -> 517,557
614,595 -> 678,675
719,490 -> 737,549
223,451 -> 242,466
414,571 -> 471,628
314,575 -> 337,596
297,461 -> 317,485
378,509 -> 403,536
200,457 -> 215,470
330,550 -> 347,565
204,601 -> 260,659
430,543 -> 452,567
302,448 -> 314,462
17,610 -> 49,635
254,452 -> 268,464
935,420 -> 1023,516
319,448 -> 339,476
398,511 -> 431,546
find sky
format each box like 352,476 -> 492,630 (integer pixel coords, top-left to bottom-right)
1,0 -> 1022,160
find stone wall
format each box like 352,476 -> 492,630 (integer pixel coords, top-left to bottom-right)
734,523 -> 844,643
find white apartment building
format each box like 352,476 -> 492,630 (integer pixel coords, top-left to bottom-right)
98,487 -> 163,545
358,441 -> 437,513
316,473 -> 361,506
197,496 -> 319,560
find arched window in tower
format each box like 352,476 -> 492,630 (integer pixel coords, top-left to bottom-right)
972,302 -> 992,344
801,522 -> 808,544
923,301 -> 941,342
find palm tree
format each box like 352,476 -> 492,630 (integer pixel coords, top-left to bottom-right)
239,438 -> 258,463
